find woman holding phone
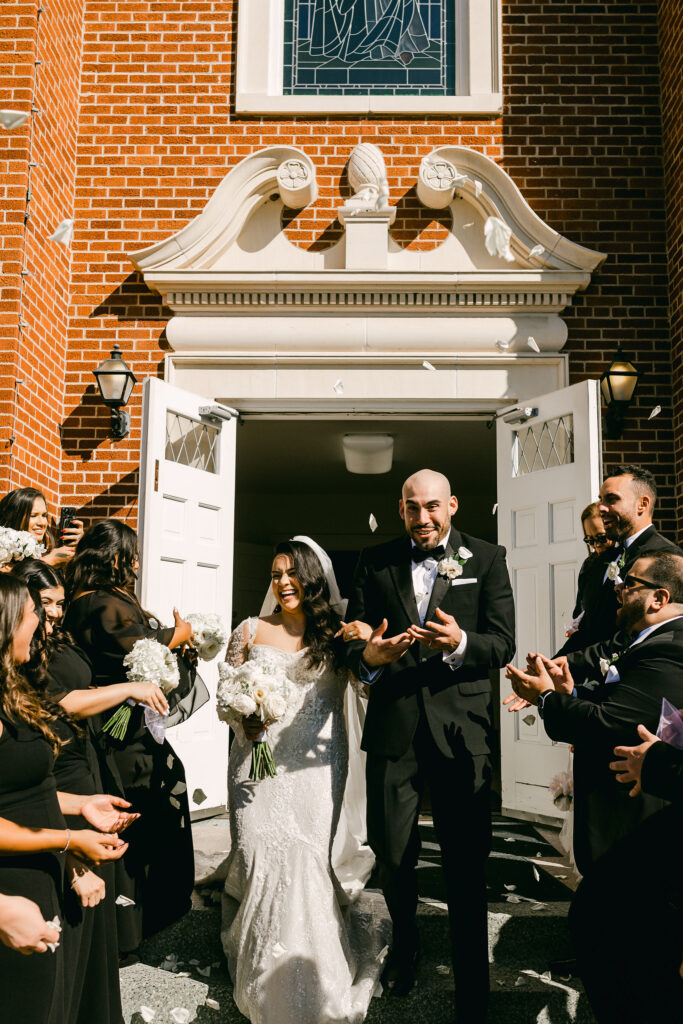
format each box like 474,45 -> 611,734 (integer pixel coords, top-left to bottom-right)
0,489 -> 84,568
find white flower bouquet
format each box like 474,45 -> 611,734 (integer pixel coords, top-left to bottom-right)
102,638 -> 179,741
187,613 -> 228,661
0,526 -> 44,567
548,770 -> 574,811
217,661 -> 289,780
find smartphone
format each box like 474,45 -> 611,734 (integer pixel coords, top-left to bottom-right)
58,506 -> 77,538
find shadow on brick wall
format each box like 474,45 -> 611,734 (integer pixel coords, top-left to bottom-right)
90,272 -> 172,321
72,470 -> 140,527
60,385 -> 119,461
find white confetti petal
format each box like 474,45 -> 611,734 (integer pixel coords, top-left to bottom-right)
495,339 -> 510,351
522,714 -> 535,726
189,959 -> 200,966
504,836 -> 516,843
541,970 -> 552,981
556,874 -> 568,880
529,244 -> 545,259
463,221 -> 474,228
527,336 -> 540,353
115,894 -> 135,907
648,405 -> 662,420
46,941 -> 60,953
503,883 -> 517,891
474,179 -> 483,197
197,966 -> 211,977
491,503 -> 498,515
47,218 -> 74,245
333,379 -> 344,395
376,944 -> 389,964
171,782 -> 187,796
192,788 -> 207,805
0,109 -> 29,130
506,894 -> 521,903
533,865 -> 540,883
435,964 -> 451,976
484,216 -> 514,262
422,360 -> 436,371
174,971 -> 191,978
515,975 -> 528,987
531,903 -> 546,911
170,1010 -> 191,1024
140,1008 -> 155,1023
205,999 -> 220,1011
272,942 -> 287,959
369,513 -> 378,533
47,916 -> 61,932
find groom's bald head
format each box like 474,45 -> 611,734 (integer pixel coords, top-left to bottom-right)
400,469 -> 457,550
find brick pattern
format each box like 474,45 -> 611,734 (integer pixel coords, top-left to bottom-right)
1,1 -> 679,540
659,0 -> 683,536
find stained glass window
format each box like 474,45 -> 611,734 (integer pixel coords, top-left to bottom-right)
283,0 -> 456,95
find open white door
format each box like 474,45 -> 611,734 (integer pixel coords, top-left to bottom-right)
497,379 -> 602,821
138,377 -> 236,815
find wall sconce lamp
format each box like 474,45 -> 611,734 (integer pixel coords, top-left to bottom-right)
343,434 -> 394,474
599,347 -> 641,440
92,345 -> 138,440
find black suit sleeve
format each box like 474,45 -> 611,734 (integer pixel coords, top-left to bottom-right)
541,654 -> 680,749
641,741 -> 683,802
461,545 -> 516,671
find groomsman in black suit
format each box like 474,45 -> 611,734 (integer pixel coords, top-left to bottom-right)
559,464 -> 680,654
507,549 -> 683,873
344,469 -> 515,1024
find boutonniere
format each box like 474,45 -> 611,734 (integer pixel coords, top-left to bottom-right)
437,546 -> 473,583
599,650 -> 622,676
605,550 -> 626,582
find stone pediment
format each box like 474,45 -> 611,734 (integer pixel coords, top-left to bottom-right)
130,144 -> 605,355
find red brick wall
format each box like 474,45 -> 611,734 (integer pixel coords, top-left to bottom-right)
2,1 -> 678,539
0,1 -> 84,512
659,0 -> 683,537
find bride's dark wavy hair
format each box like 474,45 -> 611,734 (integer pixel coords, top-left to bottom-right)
64,519 -> 139,601
273,541 -> 343,672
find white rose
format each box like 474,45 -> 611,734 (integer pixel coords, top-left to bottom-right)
458,546 -> 473,560
228,693 -> 258,717
197,639 -> 222,660
261,693 -> 287,722
599,658 -> 611,676
450,562 -> 464,579
606,561 -> 620,581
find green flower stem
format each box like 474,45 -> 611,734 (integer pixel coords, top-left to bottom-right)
250,740 -> 277,781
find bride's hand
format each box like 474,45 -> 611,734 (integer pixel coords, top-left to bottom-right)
335,620 -> 373,643
243,715 -> 266,742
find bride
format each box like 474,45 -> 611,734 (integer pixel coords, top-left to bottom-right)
219,537 -> 390,1024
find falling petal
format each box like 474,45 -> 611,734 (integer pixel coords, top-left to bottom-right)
435,965 -> 451,976
47,218 -> 74,246
533,865 -> 540,883
206,1000 -> 220,1011
463,222 -> 474,228
174,972 -> 191,978
522,714 -> 536,726
495,339 -> 510,351
474,179 -> 483,197
514,975 -> 527,987
171,782 -> 187,796
529,244 -> 545,259
192,788 -> 207,805
333,379 -> 344,395
504,836 -> 516,843
484,216 -> 514,262
531,903 -> 546,911
197,966 -> 211,977
556,874 -> 568,880
492,503 -> 498,515
648,405 -> 662,420
422,360 -> 436,371
369,513 -> 378,533
0,109 -> 29,130
115,894 -> 135,907
503,883 -> 517,891
170,1011 -> 191,1024
376,944 -> 389,964
527,336 -> 540,353
506,894 -> 521,903
140,1008 -> 155,1023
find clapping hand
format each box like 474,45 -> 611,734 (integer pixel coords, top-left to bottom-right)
0,895 -> 61,955
80,794 -> 140,833
610,724 -> 660,797
503,653 -> 574,711
504,656 -> 557,706
408,608 -> 462,653
362,619 -> 414,667
335,620 -> 373,643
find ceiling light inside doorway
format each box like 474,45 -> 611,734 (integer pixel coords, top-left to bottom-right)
343,434 -> 393,474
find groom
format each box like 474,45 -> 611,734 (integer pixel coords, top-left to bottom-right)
344,469 -> 515,1023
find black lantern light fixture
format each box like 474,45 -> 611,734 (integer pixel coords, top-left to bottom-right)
599,346 -> 641,440
92,344 -> 137,440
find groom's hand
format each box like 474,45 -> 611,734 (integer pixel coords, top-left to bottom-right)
362,619 -> 414,666
408,608 -> 462,652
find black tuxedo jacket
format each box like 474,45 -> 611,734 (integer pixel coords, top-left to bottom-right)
557,525 -> 681,655
344,528 -> 515,760
543,616 -> 683,872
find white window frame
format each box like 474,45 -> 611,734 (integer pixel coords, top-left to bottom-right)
235,0 -> 501,115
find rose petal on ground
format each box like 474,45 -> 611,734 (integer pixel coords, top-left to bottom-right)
205,999 -> 220,1011
435,965 -> 451,976
170,1010 -> 190,1024
140,1008 -> 155,1023
198,966 -> 211,977
533,865 -> 540,883
514,975 -> 527,987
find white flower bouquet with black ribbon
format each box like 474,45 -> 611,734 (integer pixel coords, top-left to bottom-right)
186,613 -> 228,661
102,638 -> 179,742
217,661 -> 289,780
0,526 -> 44,567
548,770 -> 574,811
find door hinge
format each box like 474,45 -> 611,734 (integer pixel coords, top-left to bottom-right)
154,459 -> 159,492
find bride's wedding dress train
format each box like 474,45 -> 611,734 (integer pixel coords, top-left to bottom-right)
220,619 -> 390,1024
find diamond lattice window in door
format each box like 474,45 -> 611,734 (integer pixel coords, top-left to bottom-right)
512,415 -> 574,477
165,411 -> 219,474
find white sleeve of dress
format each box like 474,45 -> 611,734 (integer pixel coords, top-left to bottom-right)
219,620 -> 254,729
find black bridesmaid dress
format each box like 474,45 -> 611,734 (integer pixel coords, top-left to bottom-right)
0,710 -> 66,1024
46,643 -> 123,1024
63,588 -> 195,954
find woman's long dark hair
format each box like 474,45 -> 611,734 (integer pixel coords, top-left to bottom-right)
64,519 -> 139,601
0,575 -> 63,754
0,487 -> 47,532
11,558 -> 73,652
273,541 -> 343,671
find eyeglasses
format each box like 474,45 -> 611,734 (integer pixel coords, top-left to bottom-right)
620,573 -> 659,591
583,533 -> 609,546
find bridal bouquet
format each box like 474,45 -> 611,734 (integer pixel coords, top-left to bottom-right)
0,527 -> 44,567
548,770 -> 574,811
187,613 -> 228,661
102,638 -> 180,741
217,661 -> 289,780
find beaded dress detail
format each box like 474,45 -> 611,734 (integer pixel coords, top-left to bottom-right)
220,618 -> 390,1024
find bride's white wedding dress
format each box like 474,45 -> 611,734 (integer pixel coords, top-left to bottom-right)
220,618 -> 391,1024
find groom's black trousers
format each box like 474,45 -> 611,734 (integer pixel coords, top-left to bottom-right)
366,714 -> 492,1023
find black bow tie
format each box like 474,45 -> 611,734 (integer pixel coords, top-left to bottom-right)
412,545 -> 446,564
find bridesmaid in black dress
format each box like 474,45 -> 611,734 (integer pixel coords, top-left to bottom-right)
0,575 -> 127,1023
63,519 -> 199,958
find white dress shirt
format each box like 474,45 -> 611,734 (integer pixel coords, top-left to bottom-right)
410,544 -> 467,669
